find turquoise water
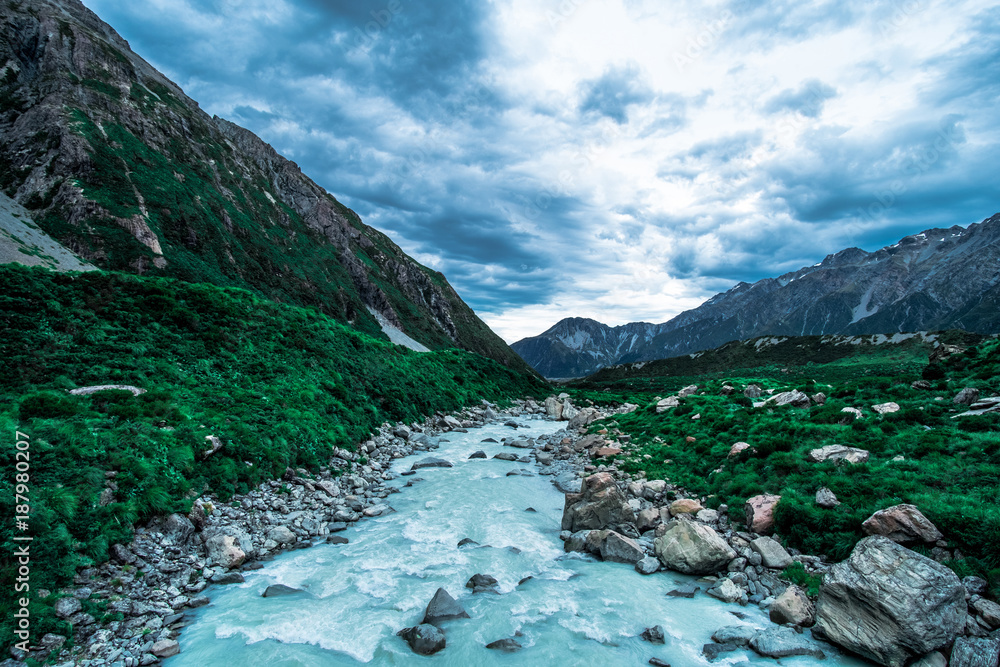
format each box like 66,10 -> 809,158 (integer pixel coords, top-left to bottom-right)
168,417 -> 867,666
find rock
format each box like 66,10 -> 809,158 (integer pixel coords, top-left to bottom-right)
954,387 -> 981,405
465,574 -> 499,594
912,380 -> 932,390
750,536 -> 792,569
594,446 -> 621,457
544,395 -> 564,420
911,652 -> 947,667
327,535 -> 349,545
841,407 -> 864,420
397,624 -> 446,655
442,415 -> 462,429
728,442 -> 751,457
640,625 -> 665,644
110,542 -> 136,565
468,450 -> 487,459
561,472 -> 634,532
649,659 -> 671,667
411,457 -> 453,470
637,507 -> 660,532
422,588 -> 470,625
749,627 -> 825,659
655,396 -> 681,413
812,392 -> 827,405
973,598 -> 1000,628
485,638 -> 522,652
744,384 -> 762,398
744,494 -> 781,534
494,452 -> 518,461
669,498 -> 703,515
769,585 -> 815,626
564,531 -> 587,553
815,487 -> 840,508
162,513 -> 195,545
703,642 -> 738,661
635,556 -> 659,575
267,525 -> 296,545
696,509 -> 719,524
554,471 -> 582,494
54,596 -> 82,619
666,584 -> 701,598
950,637 -> 1000,667
766,390 -> 811,408
601,531 -> 645,564
205,534 -> 246,569
707,578 -> 745,604
654,520 -> 736,575
645,479 -> 667,494
711,624 -> 758,646
393,425 -> 411,439
815,536 -> 966,667
963,576 -> 989,597
562,400 -> 580,421
212,572 -> 245,585
807,444 -> 870,464
262,584 -> 306,597
861,504 -> 943,543
457,538 -> 479,548
188,595 -> 209,608
151,639 -> 180,658
872,402 -> 900,414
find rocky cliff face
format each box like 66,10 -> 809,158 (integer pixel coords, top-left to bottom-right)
0,0 -> 529,372
514,214 -> 1000,377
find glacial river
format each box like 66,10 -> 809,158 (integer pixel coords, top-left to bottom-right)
168,417 -> 867,666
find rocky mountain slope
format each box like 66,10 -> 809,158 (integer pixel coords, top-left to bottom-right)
0,0 -> 530,372
0,191 -> 94,271
514,214 -> 1000,378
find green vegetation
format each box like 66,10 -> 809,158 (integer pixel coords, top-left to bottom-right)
0,264 -> 547,650
574,336 -> 1000,598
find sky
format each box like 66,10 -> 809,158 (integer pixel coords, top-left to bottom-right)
82,0 -> 1000,342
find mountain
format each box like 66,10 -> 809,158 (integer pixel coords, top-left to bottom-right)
513,214 -> 1000,378
0,0 -> 530,372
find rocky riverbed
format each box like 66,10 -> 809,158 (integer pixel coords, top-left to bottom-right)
6,394 -> 997,666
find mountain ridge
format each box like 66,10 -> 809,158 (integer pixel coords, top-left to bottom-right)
513,213 -> 1000,378
0,0 -> 532,373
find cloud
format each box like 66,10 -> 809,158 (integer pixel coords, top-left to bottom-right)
81,0 -> 1000,344
763,79 -> 837,117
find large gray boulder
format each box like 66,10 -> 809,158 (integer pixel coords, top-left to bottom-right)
561,472 -> 634,532
422,588 -> 469,626
950,636 -> 1000,667
769,585 -> 815,626
600,531 -> 644,564
161,513 -> 195,546
750,536 -> 792,569
204,533 -> 246,569
807,444 -> 870,464
749,627 -> 825,659
861,504 -> 943,544
397,624 -> 446,655
766,390 -> 811,408
654,520 -> 736,575
544,396 -> 563,420
815,536 -> 966,667
411,457 -> 453,470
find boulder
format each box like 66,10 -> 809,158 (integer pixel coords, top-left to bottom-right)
911,653 -> 947,667
411,457 -> 453,470
954,387 -> 980,405
54,597 -> 82,619
465,574 -> 499,594
442,415 -> 462,429
815,487 -> 840,508
815,536 -> 966,667
766,390 -> 811,408
703,642 -> 739,660
696,509 -> 719,524
636,507 -> 660,532
769,585 -> 815,626
494,452 -> 518,461
861,504 -> 943,544
468,451 -> 487,460
807,444 -> 870,464
485,638 -> 522,652
640,625 -> 666,644
728,442 -> 751,457
151,639 -> 180,658
812,392 -> 827,405
744,384 -> 762,398
267,525 -> 296,545
749,627 -> 825,659
655,396 -> 680,413
422,588 -> 470,626
212,572 -> 245,585
600,531 -> 644,564
678,384 -> 699,397
635,556 -> 659,575
750,536 -> 793,569
397,624 -> 446,655
707,578 -> 745,604
666,584 -> 700,598
162,513 -> 195,546
711,624 -> 758,646
561,472 -> 634,532
327,535 -> 349,545
644,479 -> 667,494
205,534 -> 246,569
568,407 -> 600,430
744,494 -> 781,535
950,636 -> 1000,667
654,520 -> 736,575
262,584 -> 306,598
544,396 -> 563,420
872,402 -> 900,414
561,400 -> 579,421
972,598 -> 1000,628
669,498 -> 703,515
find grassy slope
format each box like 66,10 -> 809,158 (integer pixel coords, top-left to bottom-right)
0,264 -> 547,646
569,335 -> 1000,599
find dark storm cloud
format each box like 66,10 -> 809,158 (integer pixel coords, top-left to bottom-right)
579,63 -> 655,124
